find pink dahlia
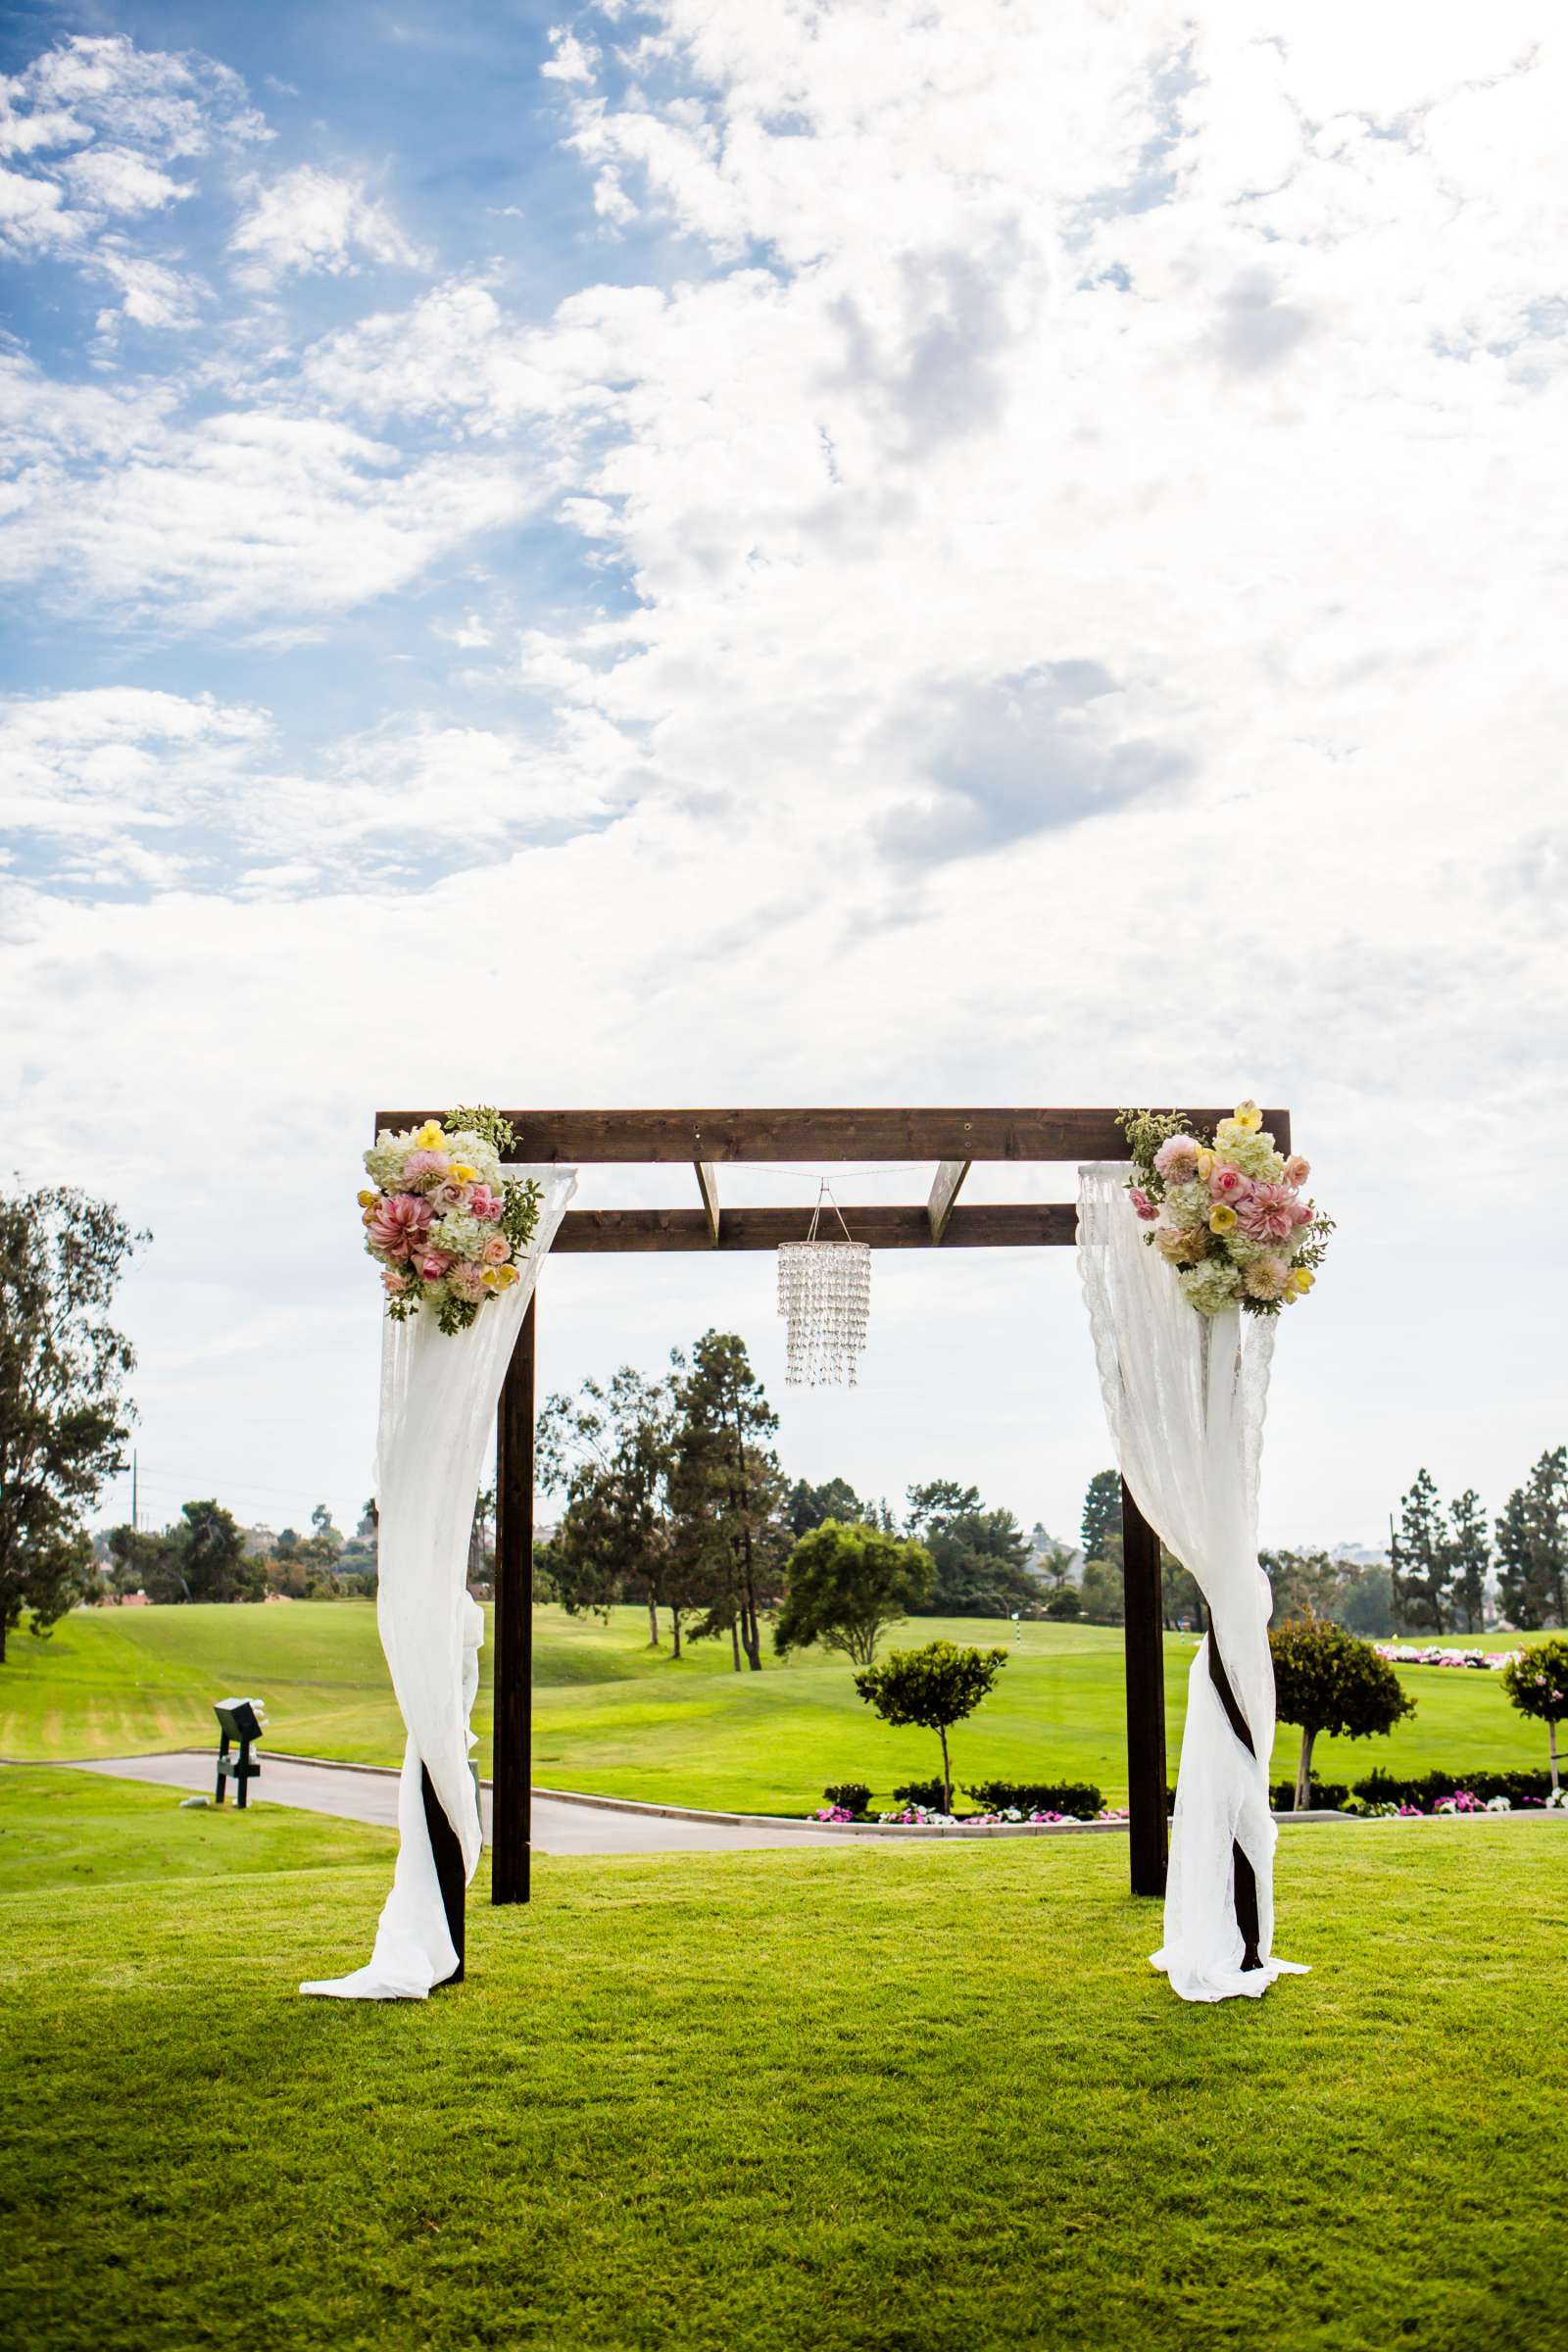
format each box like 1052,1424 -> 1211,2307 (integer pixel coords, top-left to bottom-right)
1244,1254 -> 1290,1301
468,1184 -> 505,1222
368,1193 -> 434,1260
403,1149 -> 450,1187
1129,1186 -> 1159,1222
1236,1183 -> 1297,1242
1208,1163 -> 1251,1202
448,1261 -> 487,1302
1153,1136 -> 1201,1184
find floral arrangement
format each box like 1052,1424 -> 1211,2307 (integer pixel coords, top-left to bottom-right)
1119,1100 -> 1332,1317
358,1105 -> 542,1335
808,1802 -> 1130,1828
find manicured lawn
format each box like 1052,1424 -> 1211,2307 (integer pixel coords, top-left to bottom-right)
0,1604 -> 1555,1812
2,1764 -> 1564,2352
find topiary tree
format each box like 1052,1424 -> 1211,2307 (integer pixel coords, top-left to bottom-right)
853,1638 -> 1007,1813
1501,1637 -> 1568,1792
1269,1616 -> 1415,1809
774,1519 -> 934,1666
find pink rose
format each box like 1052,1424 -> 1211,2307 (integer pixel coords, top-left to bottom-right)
1208,1164 -> 1250,1202
468,1185 -> 505,1222
417,1250 -> 456,1281
431,1179 -> 473,1212
481,1235 -> 513,1265
1289,1197 -> 1313,1229
1152,1136 -> 1201,1184
368,1193 -> 433,1261
1283,1154 -> 1310,1188
382,1268 -> 409,1296
1129,1186 -> 1159,1222
1236,1183 -> 1297,1242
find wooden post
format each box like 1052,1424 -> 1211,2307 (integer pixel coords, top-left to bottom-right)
420,1763 -> 466,1983
1120,1478 -> 1169,1898
493,1293 -> 536,1905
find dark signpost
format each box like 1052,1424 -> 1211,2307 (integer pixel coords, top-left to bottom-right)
373,1105 -> 1290,1975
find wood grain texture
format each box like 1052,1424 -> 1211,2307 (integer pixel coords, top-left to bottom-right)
693,1161 -> 721,1246
926,1158 -> 972,1244
552,1203 -> 1079,1252
373,1107 -> 1292,1163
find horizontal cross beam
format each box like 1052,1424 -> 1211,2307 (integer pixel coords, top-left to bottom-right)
553,1204 -> 1078,1252
373,1107 -> 1291,1162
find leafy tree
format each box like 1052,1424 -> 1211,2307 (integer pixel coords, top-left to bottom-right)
785,1476 -> 865,1540
0,1184 -> 144,1660
1495,1450 -> 1568,1629
1262,1548 -> 1345,1625
1501,1637 -> 1568,1790
1269,1617 -> 1415,1809
1161,1554 -> 1207,1632
773,1520 -> 934,1666
1392,1468 -> 1454,1632
1080,1469 -> 1123,1569
539,1366 -> 680,1643
1446,1489 -> 1491,1633
1336,1563 -> 1395,1639
1044,1588 -> 1082,1620
1078,1555 -> 1124,1624
853,1639 -> 1008,1814
669,1333 -> 786,1671
904,1481 -> 1037,1616
309,1502 -> 343,1552
109,1499 -> 263,1605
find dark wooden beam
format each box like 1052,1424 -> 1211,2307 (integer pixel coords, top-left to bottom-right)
694,1161 -> 721,1246
926,1158 -> 971,1244
552,1203 -> 1078,1252
492,1295 -> 536,1906
1120,1478 -> 1169,1900
373,1107 -> 1292,1163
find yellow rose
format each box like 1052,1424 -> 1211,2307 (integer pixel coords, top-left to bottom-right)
1208,1204 -> 1238,1234
1196,1148 -> 1215,1180
1234,1100 -> 1262,1133
357,1189 -> 378,1208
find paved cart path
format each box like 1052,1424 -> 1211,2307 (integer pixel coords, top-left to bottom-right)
65,1752 -> 858,1853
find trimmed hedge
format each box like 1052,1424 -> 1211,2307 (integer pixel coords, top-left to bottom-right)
1270,1780 -> 1350,1811
821,1783 -> 872,1818
963,1780 -> 1104,1821
1352,1767 -> 1559,1808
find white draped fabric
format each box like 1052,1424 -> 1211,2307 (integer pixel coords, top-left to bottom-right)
1077,1163 -> 1306,2004
302,1165 -> 576,2001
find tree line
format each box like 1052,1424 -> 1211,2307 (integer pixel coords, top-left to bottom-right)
1392,1453 -> 1567,1633
536,1331 -> 1061,1668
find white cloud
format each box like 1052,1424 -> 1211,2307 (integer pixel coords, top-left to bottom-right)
228,164 -> 423,287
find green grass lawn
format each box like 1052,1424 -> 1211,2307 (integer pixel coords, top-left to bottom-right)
2,1763 -> 1564,2352
1,1603 -> 1556,1812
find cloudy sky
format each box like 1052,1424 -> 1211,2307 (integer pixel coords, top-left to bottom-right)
3,0 -> 1563,1554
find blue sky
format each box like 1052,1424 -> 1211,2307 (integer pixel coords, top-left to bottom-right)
2,2 -> 1564,1551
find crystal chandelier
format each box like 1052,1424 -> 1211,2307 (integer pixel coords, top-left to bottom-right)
777,1185 -> 871,1388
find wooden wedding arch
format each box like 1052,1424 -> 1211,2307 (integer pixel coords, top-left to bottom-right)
376,1105 -> 1291,1978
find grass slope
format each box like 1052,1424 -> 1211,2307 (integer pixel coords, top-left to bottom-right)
0,1605 -> 1554,1811
1,1765 -> 1564,2352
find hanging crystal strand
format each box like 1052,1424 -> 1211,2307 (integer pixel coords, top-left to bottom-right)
777,1183 -> 871,1387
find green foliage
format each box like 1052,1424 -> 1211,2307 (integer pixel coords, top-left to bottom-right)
1495,1449 -> 1568,1630
821,1782 -> 871,1817
904,1481 -> 1037,1616
109,1499 -> 265,1606
1502,1635 -> 1568,1787
1078,1556 -> 1124,1624
1270,1614 -> 1416,1808
1080,1469 -> 1122,1569
0,1182 -> 144,1659
854,1637 -> 1007,1811
786,1477 -> 866,1539
1393,1467 -> 1457,1632
1044,1588 -> 1082,1620
964,1780 -> 1103,1819
774,1519 -> 934,1666
668,1333 -> 787,1670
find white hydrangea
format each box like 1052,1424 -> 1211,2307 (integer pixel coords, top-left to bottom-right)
432,1209 -> 485,1259
445,1129 -> 504,1191
365,1128 -> 417,1191
1179,1258 -> 1243,1315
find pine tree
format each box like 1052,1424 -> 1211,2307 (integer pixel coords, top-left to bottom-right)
1495,1449 -> 1568,1629
669,1332 -> 785,1671
1080,1469 -> 1123,1568
1392,1468 -> 1453,1633
1446,1489 -> 1491,1633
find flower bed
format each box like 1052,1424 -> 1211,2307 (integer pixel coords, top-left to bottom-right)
1376,1643 -> 1521,1672
808,1802 -> 1130,1828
